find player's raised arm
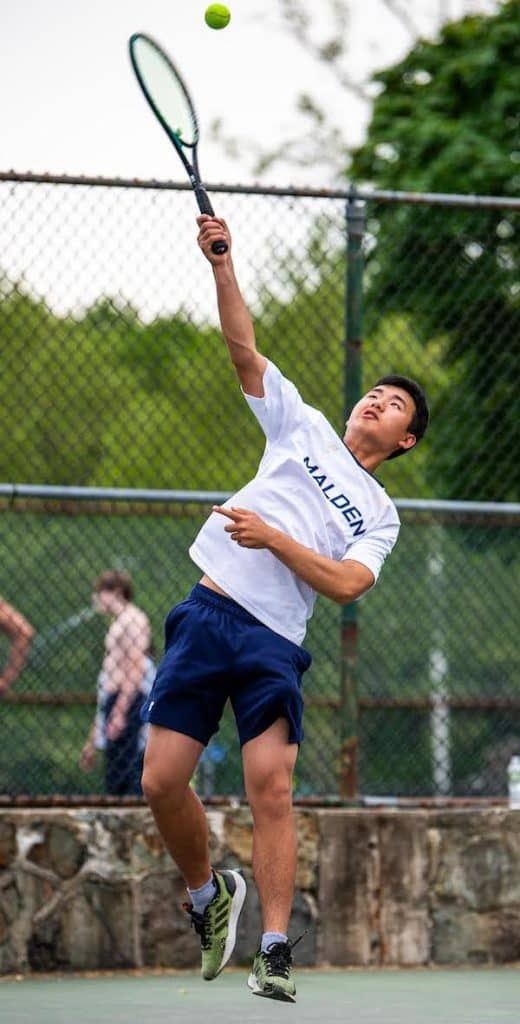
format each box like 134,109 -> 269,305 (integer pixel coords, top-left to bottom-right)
197,215 -> 267,396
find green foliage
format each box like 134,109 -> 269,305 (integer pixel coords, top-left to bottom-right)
351,3 -> 519,195
0,285 -> 261,490
350,0 -> 520,499
1,238 -> 443,498
0,290 -> 135,485
364,313 -> 455,497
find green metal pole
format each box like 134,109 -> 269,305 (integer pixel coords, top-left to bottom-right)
339,191 -> 365,799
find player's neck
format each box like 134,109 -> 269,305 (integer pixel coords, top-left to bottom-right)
343,437 -> 385,474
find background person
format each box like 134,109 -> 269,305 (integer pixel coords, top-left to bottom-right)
80,570 -> 154,796
0,598 -> 35,696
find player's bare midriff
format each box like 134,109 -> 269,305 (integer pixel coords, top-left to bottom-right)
199,574 -> 230,598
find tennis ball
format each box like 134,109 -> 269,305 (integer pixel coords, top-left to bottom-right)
205,4 -> 231,30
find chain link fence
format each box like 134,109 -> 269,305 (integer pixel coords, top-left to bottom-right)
1,172 -> 519,801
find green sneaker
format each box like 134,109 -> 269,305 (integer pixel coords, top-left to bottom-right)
184,869 -> 246,980
247,939 -> 297,1003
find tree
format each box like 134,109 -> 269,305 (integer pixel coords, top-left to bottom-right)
350,1 -> 519,196
0,289 -> 140,485
1,248 -> 448,497
349,0 -> 520,500
213,1 -> 499,182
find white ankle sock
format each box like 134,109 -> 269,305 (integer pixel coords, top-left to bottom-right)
261,931 -> 287,952
187,874 -> 217,916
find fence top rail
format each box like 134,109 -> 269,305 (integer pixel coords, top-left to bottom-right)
1,170 -> 519,210
1,483 -> 519,516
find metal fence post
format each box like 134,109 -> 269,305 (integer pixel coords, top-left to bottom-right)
339,191 -> 366,799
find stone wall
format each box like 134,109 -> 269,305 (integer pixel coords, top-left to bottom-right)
0,806 -> 519,973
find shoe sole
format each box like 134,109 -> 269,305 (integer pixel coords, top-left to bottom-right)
247,973 -> 296,1003
204,869 -> 247,980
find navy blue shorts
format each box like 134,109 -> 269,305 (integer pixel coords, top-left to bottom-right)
141,584 -> 312,747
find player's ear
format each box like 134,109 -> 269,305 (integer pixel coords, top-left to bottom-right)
398,433 -> 416,453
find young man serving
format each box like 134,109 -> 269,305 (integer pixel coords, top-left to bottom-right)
141,216 -> 429,1002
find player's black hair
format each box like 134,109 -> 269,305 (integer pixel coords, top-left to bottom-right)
373,374 -> 430,460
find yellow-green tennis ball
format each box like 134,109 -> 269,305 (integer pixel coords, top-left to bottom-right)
204,4 -> 231,30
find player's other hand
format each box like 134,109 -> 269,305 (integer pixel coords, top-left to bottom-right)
197,215 -> 230,264
212,505 -> 273,549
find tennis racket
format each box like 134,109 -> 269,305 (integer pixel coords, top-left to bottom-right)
129,32 -> 228,255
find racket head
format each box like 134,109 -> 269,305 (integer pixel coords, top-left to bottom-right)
129,33 -> 199,152
129,32 -> 228,256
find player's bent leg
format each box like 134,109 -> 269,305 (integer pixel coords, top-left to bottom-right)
141,725 -> 211,887
142,726 -> 246,980
242,718 -> 299,1001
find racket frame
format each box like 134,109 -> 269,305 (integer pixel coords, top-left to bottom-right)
129,32 -> 227,247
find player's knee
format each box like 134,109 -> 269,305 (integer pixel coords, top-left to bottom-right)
141,765 -> 179,806
141,766 -> 160,804
248,768 -> 293,820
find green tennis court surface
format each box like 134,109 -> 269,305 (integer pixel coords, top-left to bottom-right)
1,968 -> 519,1023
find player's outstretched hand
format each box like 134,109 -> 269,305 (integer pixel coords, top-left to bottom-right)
213,505 -> 273,549
197,215 -> 230,264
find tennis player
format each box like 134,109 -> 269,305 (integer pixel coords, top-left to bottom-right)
141,215 -> 429,1002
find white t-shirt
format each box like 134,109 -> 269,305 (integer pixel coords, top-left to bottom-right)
189,360 -> 400,645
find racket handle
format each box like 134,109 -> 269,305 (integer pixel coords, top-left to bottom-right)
195,187 -> 228,255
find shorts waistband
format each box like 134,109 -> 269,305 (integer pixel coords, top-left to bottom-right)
190,583 -> 264,626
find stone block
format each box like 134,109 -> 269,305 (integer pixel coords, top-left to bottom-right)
0,822 -> 16,868
223,808 -> 253,867
0,874 -> 21,973
378,812 -> 430,964
295,811 -> 320,891
138,870 -> 198,968
431,810 -> 520,912
27,821 -> 87,880
317,811 -> 379,965
432,907 -> 520,964
58,877 -> 135,970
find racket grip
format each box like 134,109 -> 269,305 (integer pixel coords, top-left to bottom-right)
195,187 -> 228,255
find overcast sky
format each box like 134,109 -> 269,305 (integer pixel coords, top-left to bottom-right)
0,0 -> 499,319
1,0 -> 498,188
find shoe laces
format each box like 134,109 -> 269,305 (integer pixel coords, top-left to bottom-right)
183,902 -> 211,950
262,932 -> 305,979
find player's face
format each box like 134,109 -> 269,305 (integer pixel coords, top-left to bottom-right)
345,385 -> 417,456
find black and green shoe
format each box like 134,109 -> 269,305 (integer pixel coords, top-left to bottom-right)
184,869 -> 246,980
247,939 -> 297,1003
